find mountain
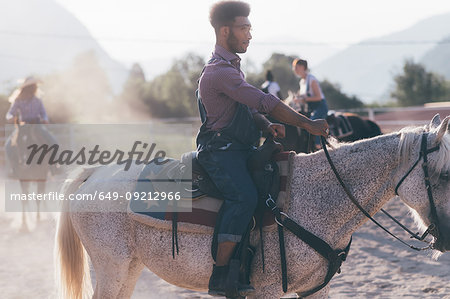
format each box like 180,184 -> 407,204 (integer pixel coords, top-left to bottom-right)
0,0 -> 127,93
313,12 -> 450,103
421,35 -> 450,79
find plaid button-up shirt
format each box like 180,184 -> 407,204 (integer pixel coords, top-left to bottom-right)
6,96 -> 49,123
198,45 -> 280,131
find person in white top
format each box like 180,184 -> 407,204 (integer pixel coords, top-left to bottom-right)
260,70 -> 282,99
292,58 -> 329,149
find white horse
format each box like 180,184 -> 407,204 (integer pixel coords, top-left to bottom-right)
55,115 -> 450,299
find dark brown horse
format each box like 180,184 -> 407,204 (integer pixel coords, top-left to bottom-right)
326,112 -> 381,142
270,112 -> 382,153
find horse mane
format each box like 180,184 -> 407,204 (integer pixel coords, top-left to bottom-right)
398,126 -> 425,166
432,129 -> 450,176
323,136 -> 341,149
398,125 -> 450,177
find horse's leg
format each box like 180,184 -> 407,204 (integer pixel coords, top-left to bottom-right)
117,258 -> 145,298
36,180 -> 46,222
19,180 -> 30,232
92,256 -> 139,299
20,200 -> 28,232
78,211 -> 141,299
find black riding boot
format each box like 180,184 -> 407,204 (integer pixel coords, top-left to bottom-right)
208,265 -> 227,296
208,264 -> 255,297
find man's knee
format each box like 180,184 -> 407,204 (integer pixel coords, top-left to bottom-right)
239,186 -> 258,212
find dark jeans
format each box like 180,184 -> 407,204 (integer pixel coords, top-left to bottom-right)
309,99 -> 329,146
197,147 -> 258,243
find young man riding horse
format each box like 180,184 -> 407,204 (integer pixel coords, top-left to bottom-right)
197,1 -> 329,296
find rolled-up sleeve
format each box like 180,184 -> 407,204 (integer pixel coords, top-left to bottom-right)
214,65 -> 280,114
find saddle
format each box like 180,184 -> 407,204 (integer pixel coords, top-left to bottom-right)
327,113 -> 354,139
129,137 -> 288,223
159,137 -> 284,202
130,142 -> 293,226
179,151 -> 223,199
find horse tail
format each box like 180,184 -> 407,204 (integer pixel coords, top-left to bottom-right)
55,167 -> 98,299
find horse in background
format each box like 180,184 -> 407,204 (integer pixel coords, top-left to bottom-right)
275,93 -> 382,153
326,112 -> 381,142
5,124 -> 53,231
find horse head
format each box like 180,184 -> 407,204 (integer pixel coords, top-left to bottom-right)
396,114 -> 450,253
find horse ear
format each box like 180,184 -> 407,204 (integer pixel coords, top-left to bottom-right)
429,114 -> 441,129
436,115 -> 450,142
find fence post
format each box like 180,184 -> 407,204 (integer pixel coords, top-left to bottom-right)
368,109 -> 375,121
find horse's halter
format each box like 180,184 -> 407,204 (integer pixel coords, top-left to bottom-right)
394,132 -> 441,243
321,132 -> 441,251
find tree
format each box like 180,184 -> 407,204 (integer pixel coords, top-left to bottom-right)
320,80 -> 364,110
141,53 -> 204,118
246,53 -> 298,97
391,59 -> 450,106
246,53 -> 364,109
116,63 -> 149,120
128,63 -> 146,82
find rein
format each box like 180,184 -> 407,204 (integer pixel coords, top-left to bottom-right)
320,134 -> 440,251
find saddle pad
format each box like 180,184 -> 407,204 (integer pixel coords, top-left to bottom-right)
128,151 -> 295,234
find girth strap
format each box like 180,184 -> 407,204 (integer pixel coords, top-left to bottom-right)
172,199 -> 179,259
172,211 -> 179,259
266,198 -> 351,296
277,223 -> 287,292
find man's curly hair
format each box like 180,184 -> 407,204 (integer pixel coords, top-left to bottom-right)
209,1 -> 250,33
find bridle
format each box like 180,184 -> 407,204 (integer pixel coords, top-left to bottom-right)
394,132 -> 441,242
321,132 -> 441,251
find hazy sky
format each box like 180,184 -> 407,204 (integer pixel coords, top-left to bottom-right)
54,0 -> 450,69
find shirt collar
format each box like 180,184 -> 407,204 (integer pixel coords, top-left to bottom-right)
214,44 -> 241,64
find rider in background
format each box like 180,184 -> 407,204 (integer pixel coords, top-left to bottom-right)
6,76 -> 49,124
292,58 -> 329,149
5,76 -> 58,177
260,70 -> 283,99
